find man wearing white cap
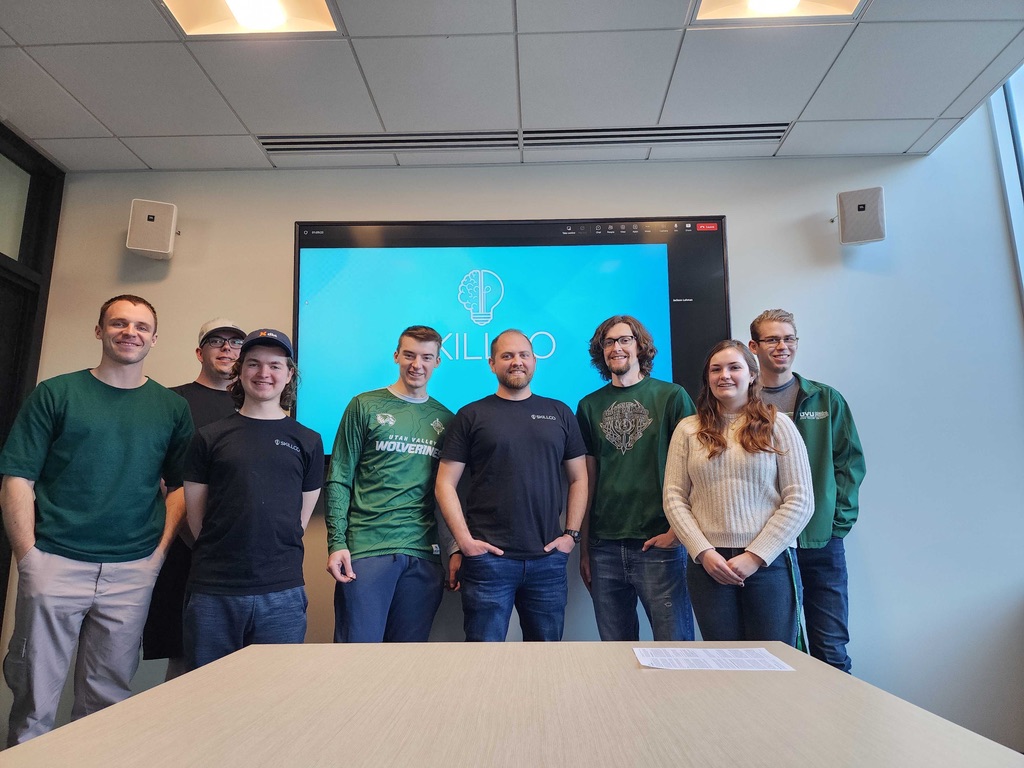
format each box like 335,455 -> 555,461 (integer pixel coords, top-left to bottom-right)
143,318 -> 244,679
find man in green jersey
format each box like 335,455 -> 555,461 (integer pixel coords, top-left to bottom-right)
576,315 -> 696,641
325,326 -> 454,642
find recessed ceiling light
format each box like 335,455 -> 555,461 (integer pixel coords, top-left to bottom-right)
163,0 -> 335,36
748,0 -> 801,14
695,0 -> 861,22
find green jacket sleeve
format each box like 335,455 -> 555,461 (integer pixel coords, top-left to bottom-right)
830,390 -> 866,537
324,397 -> 365,554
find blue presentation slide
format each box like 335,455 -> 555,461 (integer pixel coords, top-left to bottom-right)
297,243 -> 671,446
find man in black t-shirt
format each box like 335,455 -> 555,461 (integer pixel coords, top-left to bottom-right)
143,318 -> 244,679
182,328 -> 323,670
436,330 -> 587,642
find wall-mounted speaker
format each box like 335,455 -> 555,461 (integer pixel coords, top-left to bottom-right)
126,199 -> 177,259
837,187 -> 885,245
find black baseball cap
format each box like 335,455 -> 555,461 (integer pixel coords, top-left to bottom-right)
239,328 -> 293,358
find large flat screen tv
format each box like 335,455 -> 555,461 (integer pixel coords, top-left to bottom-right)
294,217 -> 729,446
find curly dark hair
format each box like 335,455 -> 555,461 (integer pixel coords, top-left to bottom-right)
587,315 -> 656,381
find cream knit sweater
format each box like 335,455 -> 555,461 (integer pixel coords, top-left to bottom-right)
663,412 -> 813,566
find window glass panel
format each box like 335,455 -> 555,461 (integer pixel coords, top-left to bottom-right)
0,153 -> 30,261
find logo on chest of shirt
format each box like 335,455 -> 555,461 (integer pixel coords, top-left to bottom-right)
799,411 -> 829,420
431,418 -> 445,435
376,412 -> 397,427
600,400 -> 653,455
531,414 -> 557,421
274,439 -> 301,453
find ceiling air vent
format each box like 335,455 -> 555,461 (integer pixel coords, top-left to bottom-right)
258,123 -> 788,155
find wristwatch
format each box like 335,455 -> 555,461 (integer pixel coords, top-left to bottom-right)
562,528 -> 581,544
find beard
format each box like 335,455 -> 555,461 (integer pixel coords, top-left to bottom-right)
500,369 -> 533,390
607,358 -> 632,376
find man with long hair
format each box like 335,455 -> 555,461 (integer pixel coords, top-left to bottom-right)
182,328 -> 323,669
576,315 -> 696,641
749,309 -> 866,671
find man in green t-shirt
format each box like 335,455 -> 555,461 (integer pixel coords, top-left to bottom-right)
0,295 -> 193,746
325,326 -> 454,642
576,315 -> 696,641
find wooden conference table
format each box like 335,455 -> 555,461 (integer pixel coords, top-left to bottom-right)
4,641 -> 1022,767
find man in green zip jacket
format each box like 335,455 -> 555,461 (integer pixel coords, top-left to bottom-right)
749,309 -> 866,672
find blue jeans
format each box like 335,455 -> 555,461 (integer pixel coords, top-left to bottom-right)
459,551 -> 569,642
587,538 -> 694,641
687,548 -> 801,645
183,586 -> 307,670
797,537 -> 852,672
334,554 -> 444,643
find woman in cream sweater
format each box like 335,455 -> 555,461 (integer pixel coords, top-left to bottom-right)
663,340 -> 812,644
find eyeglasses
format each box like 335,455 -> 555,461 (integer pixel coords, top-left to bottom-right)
202,336 -> 244,349
602,335 -> 636,349
755,336 -> 799,347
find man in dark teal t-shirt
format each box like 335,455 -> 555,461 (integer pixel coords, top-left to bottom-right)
0,295 -> 193,746
576,315 -> 695,642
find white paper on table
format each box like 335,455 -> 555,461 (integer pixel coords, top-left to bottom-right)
633,647 -> 794,671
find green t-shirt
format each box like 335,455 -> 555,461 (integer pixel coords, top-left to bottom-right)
325,388 -> 453,561
576,377 -> 695,541
0,370 -> 194,562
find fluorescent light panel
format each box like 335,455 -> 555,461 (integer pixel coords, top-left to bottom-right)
164,0 -> 335,35
695,0 -> 860,21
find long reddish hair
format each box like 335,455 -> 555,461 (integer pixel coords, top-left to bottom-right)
695,340 -> 781,458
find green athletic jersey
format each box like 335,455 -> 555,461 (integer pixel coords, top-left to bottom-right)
325,388 -> 453,561
576,377 -> 695,541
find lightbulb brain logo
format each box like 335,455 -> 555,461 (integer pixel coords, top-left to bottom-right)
458,269 -> 504,326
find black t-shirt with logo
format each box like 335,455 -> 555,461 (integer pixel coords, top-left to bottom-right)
441,394 -> 585,559
185,412 -> 324,595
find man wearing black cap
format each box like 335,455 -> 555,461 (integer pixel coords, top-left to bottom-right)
182,328 -> 324,669
143,318 -> 245,679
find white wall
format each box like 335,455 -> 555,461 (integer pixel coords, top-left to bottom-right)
4,106 -> 1023,751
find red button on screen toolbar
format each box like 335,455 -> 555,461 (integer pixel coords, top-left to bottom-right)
696,223 -> 718,231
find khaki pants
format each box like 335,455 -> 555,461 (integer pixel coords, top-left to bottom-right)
4,547 -> 164,746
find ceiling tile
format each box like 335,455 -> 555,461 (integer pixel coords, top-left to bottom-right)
397,150 -> 521,165
517,0 -> 694,33
189,40 -> 380,135
354,36 -> 517,131
0,0 -> 178,45
34,137 -> 146,171
649,142 -> 778,160
0,48 -> 111,138
863,0 -> 1024,22
29,43 -> 246,136
662,24 -> 853,125
337,0 -> 512,35
519,30 -> 682,128
121,136 -> 271,170
777,119 -> 933,155
269,153 -> 398,168
802,21 -> 1024,120
906,119 -> 960,154
523,146 -> 650,162
943,29 -> 1024,118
